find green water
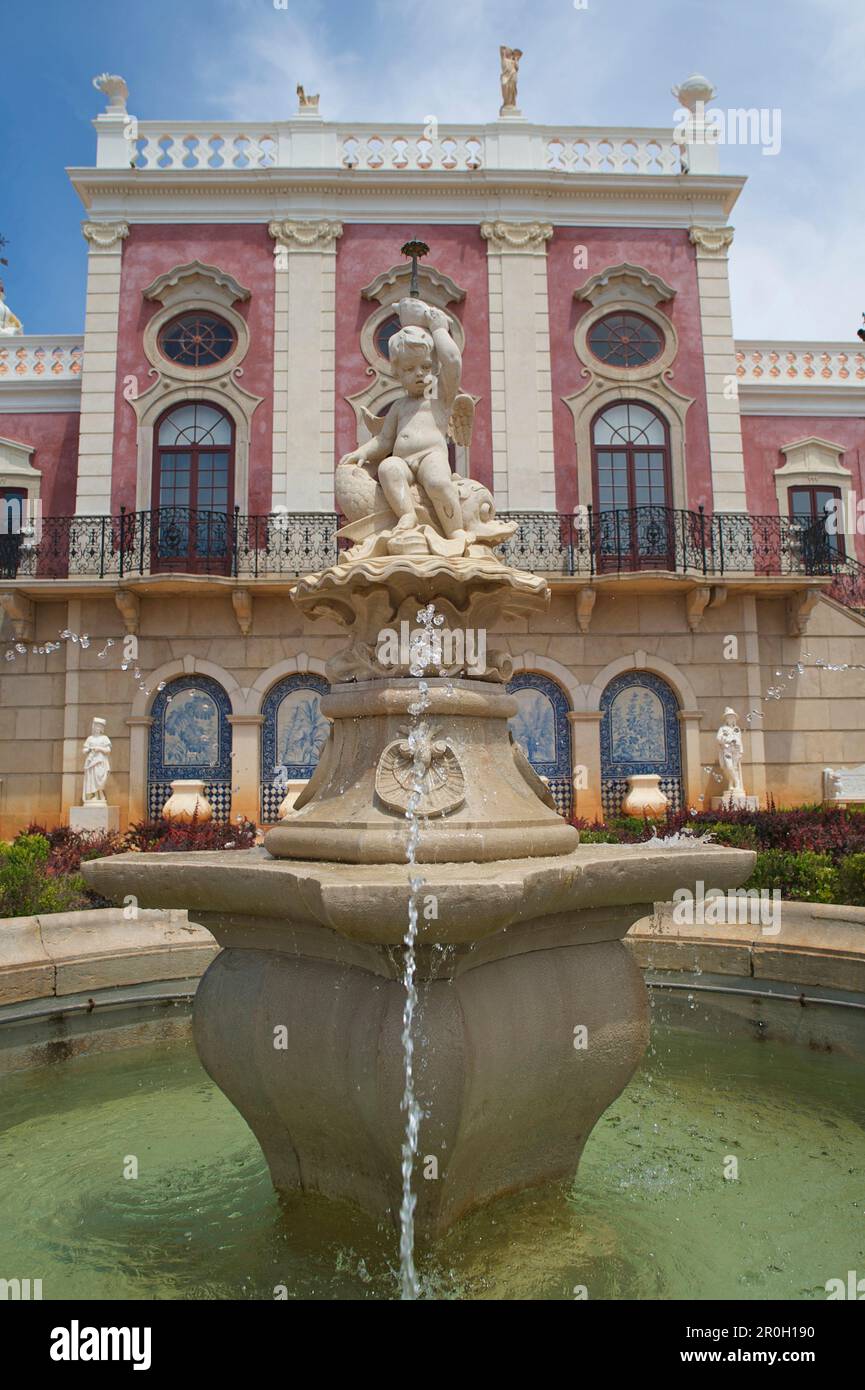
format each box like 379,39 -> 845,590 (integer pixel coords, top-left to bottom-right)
0,1023 -> 863,1300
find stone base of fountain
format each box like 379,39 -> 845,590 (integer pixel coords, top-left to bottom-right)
265,678 -> 578,864
83,841 -> 754,1233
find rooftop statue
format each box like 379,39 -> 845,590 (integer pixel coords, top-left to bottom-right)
0,283 -> 23,336
499,45 -> 523,115
335,295 -> 515,561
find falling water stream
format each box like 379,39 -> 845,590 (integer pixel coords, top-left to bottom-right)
398,606 -> 447,1299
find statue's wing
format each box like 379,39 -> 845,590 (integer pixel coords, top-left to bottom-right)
448,394 -> 475,448
360,406 -> 386,437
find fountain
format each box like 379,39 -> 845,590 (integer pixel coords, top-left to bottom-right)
83,273 -> 754,1255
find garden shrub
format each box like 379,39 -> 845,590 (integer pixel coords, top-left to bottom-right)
836,853 -> 865,908
702,821 -> 758,850
744,850 -> 839,904
0,834 -> 90,917
0,818 -> 260,919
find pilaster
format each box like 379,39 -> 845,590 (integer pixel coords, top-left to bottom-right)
689,225 -> 747,512
480,222 -> 556,511
75,221 -> 129,515
268,220 -> 343,512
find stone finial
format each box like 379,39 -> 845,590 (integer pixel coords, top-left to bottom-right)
92,73 -> 129,113
296,83 -> 320,113
671,72 -> 717,111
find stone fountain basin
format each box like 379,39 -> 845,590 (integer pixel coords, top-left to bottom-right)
82,842 -> 756,947
82,840 -> 756,1232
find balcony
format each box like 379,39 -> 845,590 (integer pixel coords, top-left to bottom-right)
1,505 -> 862,612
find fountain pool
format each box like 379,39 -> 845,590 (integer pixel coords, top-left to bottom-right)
2,992 -> 862,1301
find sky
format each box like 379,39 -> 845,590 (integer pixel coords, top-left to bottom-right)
0,0 -> 862,342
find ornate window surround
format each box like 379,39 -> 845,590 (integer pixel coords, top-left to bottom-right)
564,262 -> 692,510
774,436 -> 851,521
128,261 -> 263,511
0,436 -> 41,505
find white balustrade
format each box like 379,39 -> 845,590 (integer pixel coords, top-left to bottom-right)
0,337 -> 84,381
131,127 -> 278,171
736,343 -> 865,387
122,120 -> 684,176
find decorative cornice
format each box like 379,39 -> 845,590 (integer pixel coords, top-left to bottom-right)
143,259 -> 251,304
689,225 -> 735,255
480,221 -> 554,253
574,261 -> 676,308
268,219 -> 344,251
82,220 -> 129,249
361,262 -> 465,306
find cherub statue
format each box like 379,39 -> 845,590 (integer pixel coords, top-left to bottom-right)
499,46 -> 523,114
341,299 -> 466,540
336,298 -> 514,560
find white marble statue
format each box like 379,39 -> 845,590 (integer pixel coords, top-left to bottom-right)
499,46 -> 523,113
336,296 -> 514,560
82,717 -> 112,803
341,299 -> 465,540
0,283 -> 23,336
716,707 -> 745,797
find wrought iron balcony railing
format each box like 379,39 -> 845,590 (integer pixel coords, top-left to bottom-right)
2,504 -> 864,613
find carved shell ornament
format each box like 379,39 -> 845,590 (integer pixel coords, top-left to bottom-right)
375,723 -> 466,817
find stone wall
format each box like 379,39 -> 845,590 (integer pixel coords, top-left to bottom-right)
1,586 -> 864,834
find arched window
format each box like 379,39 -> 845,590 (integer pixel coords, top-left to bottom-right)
600,671 -> 682,818
260,674 -> 330,822
591,402 -> 673,571
506,672 -> 573,817
153,403 -> 234,573
148,675 -> 233,822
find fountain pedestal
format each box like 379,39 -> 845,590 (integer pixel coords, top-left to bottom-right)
83,840 -> 754,1233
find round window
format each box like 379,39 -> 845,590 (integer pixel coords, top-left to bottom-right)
374,314 -> 401,362
587,312 -> 664,369
158,313 -> 237,368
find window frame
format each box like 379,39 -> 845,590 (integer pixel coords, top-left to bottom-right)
590,401 -> 674,571
586,310 -> 665,370
157,311 -> 238,371
151,402 -> 236,574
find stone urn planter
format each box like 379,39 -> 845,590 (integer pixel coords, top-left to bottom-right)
161,779 -> 213,825
621,773 -> 668,819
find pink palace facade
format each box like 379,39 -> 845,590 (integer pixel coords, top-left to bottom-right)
1,73 -> 865,834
